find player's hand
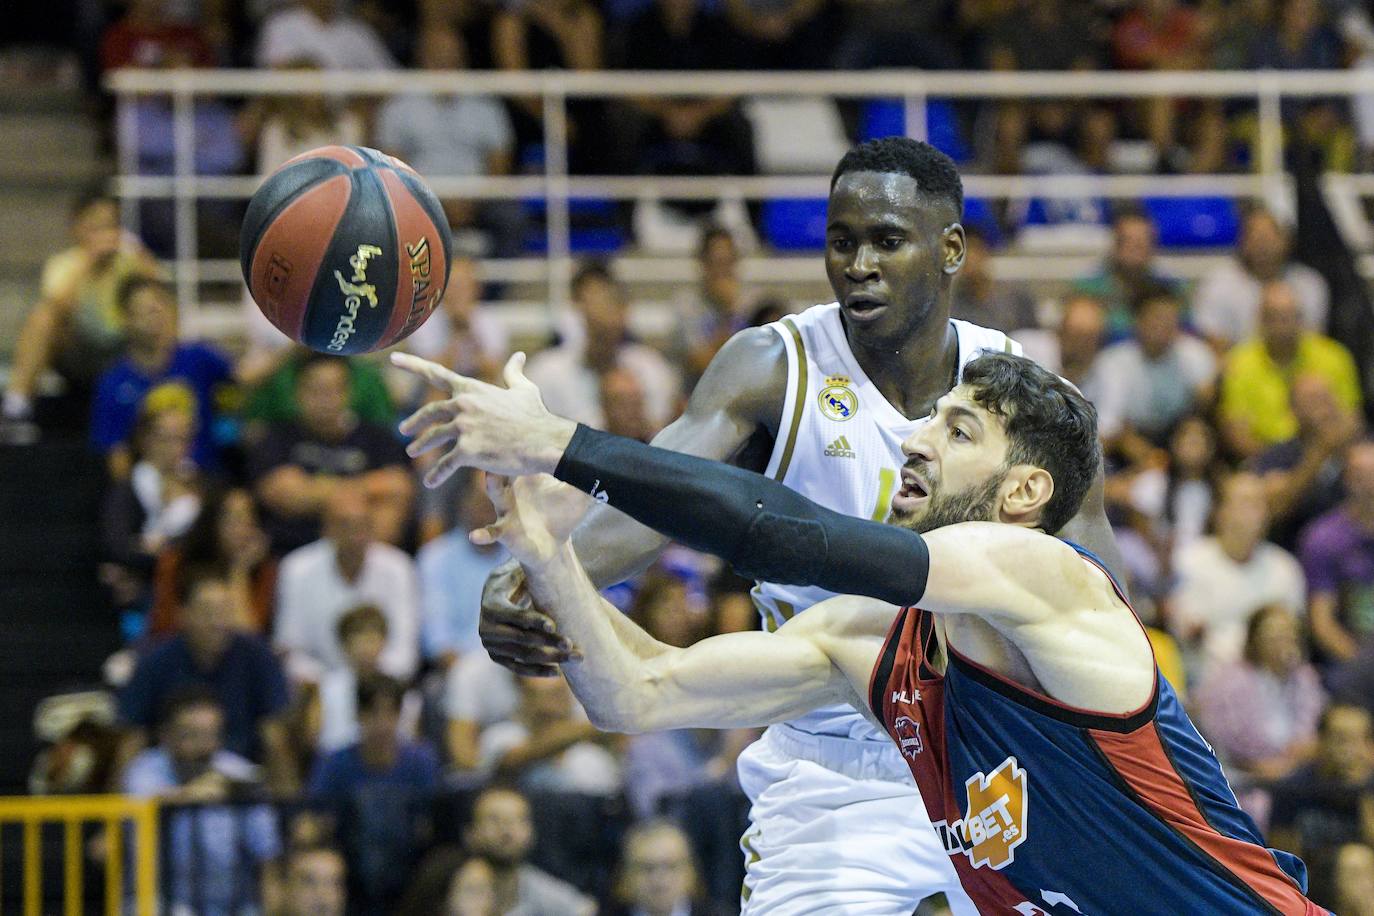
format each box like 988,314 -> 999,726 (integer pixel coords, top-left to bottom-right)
392,352 -> 577,488
478,560 -> 572,677
472,472 -> 593,565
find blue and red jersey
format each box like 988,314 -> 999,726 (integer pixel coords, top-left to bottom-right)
869,545 -> 1326,915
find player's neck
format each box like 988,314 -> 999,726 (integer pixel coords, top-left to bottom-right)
847,316 -> 959,420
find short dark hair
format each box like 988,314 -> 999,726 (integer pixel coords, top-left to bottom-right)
337,604 -> 388,645
71,181 -> 117,221
960,352 -> 1100,535
572,259 -> 614,296
1132,283 -> 1180,315
175,560 -> 229,607
159,683 -> 223,731
356,673 -> 406,714
697,223 -> 735,260
116,275 -> 175,315
1110,204 -> 1153,230
831,137 -> 963,218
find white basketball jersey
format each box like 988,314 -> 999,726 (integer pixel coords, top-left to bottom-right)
756,302 -> 1021,739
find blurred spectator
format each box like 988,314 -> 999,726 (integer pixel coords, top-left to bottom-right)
462,786 -> 597,916
982,0 -> 1104,71
1268,704 -> 1374,858
1013,293 -> 1107,399
446,855 -> 498,916
479,674 -> 622,796
242,349 -> 394,428
122,686 -> 281,916
831,0 -> 957,69
1168,471 -> 1305,676
398,257 -> 508,408
91,277 -> 234,476
1249,0 -> 1351,168
120,565 -> 296,792
747,297 -> 788,328
309,674 -> 441,913
151,487 -> 277,638
312,605 -> 422,753
606,819 -> 726,916
1319,843 -> 1374,916
950,227 -> 1038,334
1093,289 -> 1216,455
1193,209 -> 1331,349
274,844 -> 347,916
526,262 -> 682,431
1074,209 -> 1182,340
1300,440 -> 1374,663
100,0 -> 216,70
274,488 -> 420,681
615,0 -> 756,223
243,61 -> 365,174
100,391 -> 206,616
721,0 -> 829,69
2,189 -> 160,440
418,471 -> 508,667
600,367 -> 656,442
248,353 -> 413,553
491,0 -> 612,175
669,225 -> 751,383
1219,280 -> 1363,459
1251,373 -> 1363,551
1195,606 -> 1324,782
1111,0 -> 1223,173
445,649 -> 518,774
376,25 -> 523,257
255,0 -> 396,69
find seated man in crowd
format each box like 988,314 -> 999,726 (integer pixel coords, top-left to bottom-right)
1194,207 -> 1330,349
462,786 -> 596,916
1013,292 -> 1107,401
1073,208 -> 1181,340
1301,440 -> 1374,663
123,686 -> 281,916
605,818 -> 726,916
1269,703 -> 1374,859
91,276 -> 234,476
119,564 -> 296,794
275,489 -> 420,682
1219,279 -> 1363,459
308,674 -> 441,913
249,353 -> 413,553
272,843 -> 347,916
2,187 -> 160,440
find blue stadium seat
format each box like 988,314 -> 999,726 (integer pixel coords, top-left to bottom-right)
1141,196 -> 1241,248
859,99 -> 971,163
763,197 -> 828,250
520,197 -> 628,254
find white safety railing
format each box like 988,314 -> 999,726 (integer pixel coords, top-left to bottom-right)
105,67 -> 1374,333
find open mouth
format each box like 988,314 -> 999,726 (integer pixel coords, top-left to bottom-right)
892,469 -> 930,513
843,294 -> 888,322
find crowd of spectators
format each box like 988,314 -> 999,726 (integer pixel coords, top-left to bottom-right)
3,0 -> 1374,912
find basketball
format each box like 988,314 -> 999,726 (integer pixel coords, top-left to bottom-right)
239,145 -> 452,355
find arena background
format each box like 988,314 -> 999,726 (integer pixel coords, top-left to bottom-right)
2,0 -> 1374,912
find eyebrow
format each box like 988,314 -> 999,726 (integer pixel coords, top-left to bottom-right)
943,403 -> 985,432
825,219 -> 914,234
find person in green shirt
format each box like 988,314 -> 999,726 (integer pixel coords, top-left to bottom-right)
241,349 -> 396,428
1220,278 -> 1363,459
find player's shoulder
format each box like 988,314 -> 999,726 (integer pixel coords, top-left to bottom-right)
951,318 -> 1023,360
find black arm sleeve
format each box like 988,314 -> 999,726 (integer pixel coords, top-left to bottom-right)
553,425 -> 930,607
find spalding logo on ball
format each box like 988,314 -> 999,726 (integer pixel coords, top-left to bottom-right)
240,145 -> 453,355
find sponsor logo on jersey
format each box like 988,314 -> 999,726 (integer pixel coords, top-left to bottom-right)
933,756 -> 1029,871
893,715 -> 923,759
824,435 -> 856,458
818,376 -> 858,422
328,244 -> 383,351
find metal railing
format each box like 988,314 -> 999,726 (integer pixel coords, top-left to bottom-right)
0,794 -> 158,916
105,67 -> 1374,333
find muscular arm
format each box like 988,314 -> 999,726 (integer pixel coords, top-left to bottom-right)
569,326 -> 786,588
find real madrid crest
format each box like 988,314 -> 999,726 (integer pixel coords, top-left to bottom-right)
819,375 -> 858,422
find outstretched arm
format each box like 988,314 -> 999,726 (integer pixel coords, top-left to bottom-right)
479,475 -> 866,732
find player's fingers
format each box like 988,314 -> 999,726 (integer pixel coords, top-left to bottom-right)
390,352 -> 469,393
404,420 -> 457,458
423,449 -> 467,489
468,525 -> 499,547
501,351 -> 536,392
491,658 -> 563,678
483,472 -> 514,513
398,398 -> 459,437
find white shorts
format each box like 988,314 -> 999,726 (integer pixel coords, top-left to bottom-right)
737,724 -> 977,916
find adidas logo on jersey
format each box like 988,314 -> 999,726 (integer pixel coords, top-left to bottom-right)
824,436 -> 856,459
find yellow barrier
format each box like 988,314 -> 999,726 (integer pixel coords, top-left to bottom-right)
0,796 -> 159,916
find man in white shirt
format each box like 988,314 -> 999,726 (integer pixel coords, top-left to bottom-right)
1193,208 -> 1330,348
526,262 -> 682,432
1013,292 -> 1107,401
255,0 -> 395,70
275,489 -> 420,681
1170,471 -> 1306,679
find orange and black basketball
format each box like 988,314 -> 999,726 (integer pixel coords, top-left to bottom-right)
239,145 -> 452,355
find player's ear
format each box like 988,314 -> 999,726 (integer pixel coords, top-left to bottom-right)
942,222 -> 965,275
1001,467 -> 1054,526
